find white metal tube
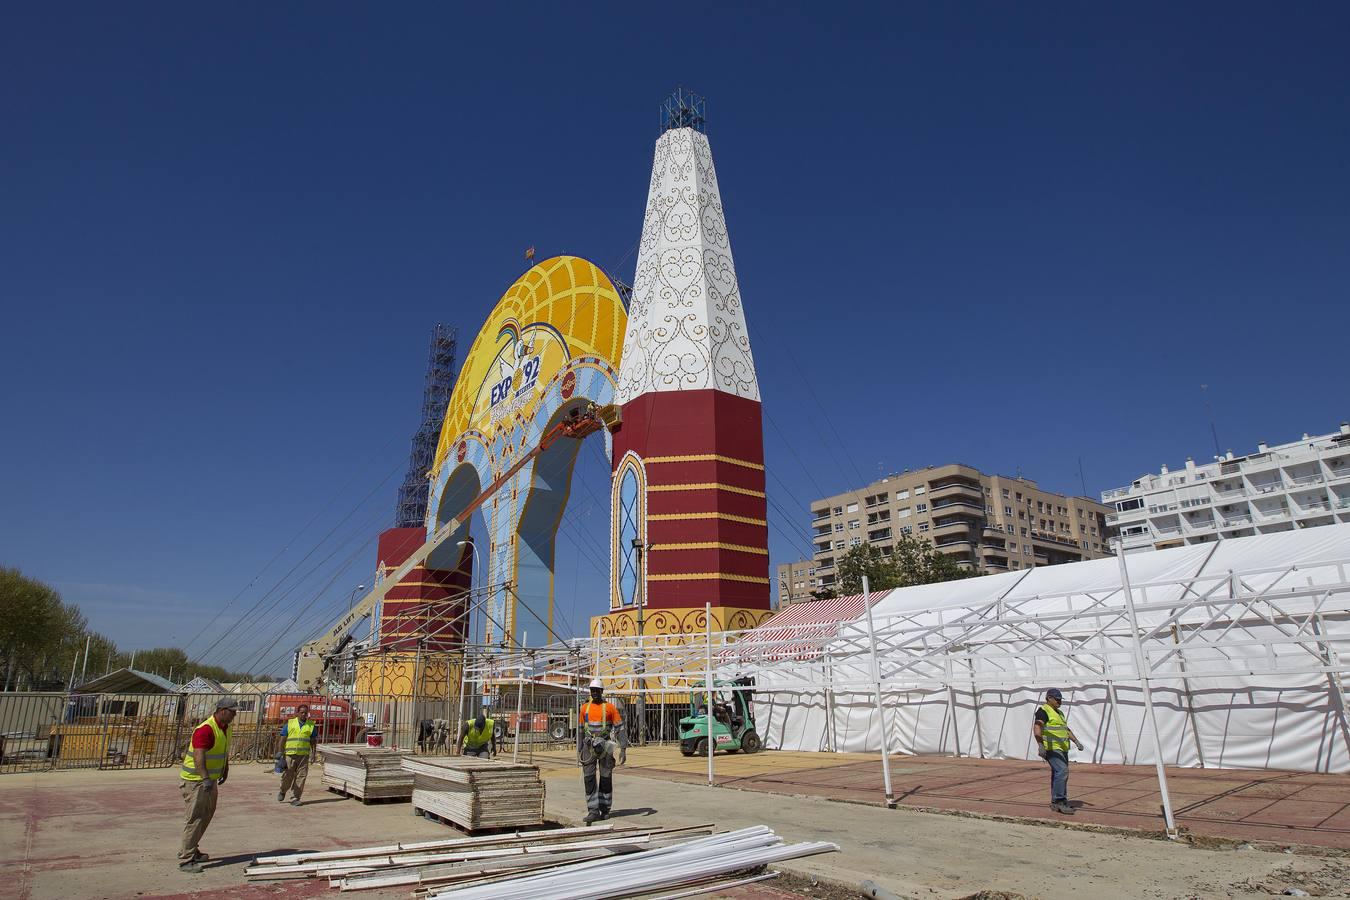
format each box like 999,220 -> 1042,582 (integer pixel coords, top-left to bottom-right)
861,576 -> 895,807
705,602 -> 714,785
513,631 -> 526,762
1116,550 -> 1178,836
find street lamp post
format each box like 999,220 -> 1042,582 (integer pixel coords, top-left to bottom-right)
632,538 -> 650,745
346,584 -> 367,612
457,540 -> 483,737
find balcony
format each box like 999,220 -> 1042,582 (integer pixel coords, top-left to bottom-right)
1212,487 -> 1248,501
929,482 -> 984,501
935,538 -> 975,550
931,498 -> 985,513
1288,474 -> 1325,488
1102,486 -> 1132,500
1153,525 -> 1183,536
1221,515 -> 1253,527
811,510 -> 831,522
1296,501 -> 1332,514
1030,530 -> 1080,549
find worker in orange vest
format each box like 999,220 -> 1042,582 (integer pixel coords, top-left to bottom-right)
578,678 -> 626,824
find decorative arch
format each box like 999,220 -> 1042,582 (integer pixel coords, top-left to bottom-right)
427,256 -> 628,647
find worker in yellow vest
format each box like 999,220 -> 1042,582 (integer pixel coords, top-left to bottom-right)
457,711 -> 498,758
277,703 -> 318,806
1033,688 -> 1084,814
177,697 -> 237,873
579,678 -> 626,824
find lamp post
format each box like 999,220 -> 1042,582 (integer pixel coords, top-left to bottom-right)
632,538 -> 650,745
346,583 -> 367,612
457,540 -> 483,736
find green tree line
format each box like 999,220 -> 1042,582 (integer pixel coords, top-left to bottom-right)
1,567 -> 270,691
813,534 -> 982,599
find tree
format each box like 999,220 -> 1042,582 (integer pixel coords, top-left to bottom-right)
0,566 -> 274,690
835,535 -> 980,596
836,544 -> 905,595
0,568 -> 68,690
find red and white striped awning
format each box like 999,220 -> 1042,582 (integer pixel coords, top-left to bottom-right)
736,593 -> 879,662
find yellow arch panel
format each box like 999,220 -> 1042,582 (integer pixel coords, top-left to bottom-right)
432,256 -> 627,478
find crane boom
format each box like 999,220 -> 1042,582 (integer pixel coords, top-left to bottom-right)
294,404 -> 617,689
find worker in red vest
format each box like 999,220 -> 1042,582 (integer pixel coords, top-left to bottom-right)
578,678 -> 626,824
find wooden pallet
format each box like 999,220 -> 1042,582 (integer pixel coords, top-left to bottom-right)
402,757 -> 545,831
325,784 -> 407,805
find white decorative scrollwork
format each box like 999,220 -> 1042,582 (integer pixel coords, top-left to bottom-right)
617,128 -> 760,403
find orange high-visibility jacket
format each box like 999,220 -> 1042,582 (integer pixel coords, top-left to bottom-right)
580,701 -> 621,739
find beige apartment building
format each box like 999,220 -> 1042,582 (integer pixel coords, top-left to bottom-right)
776,464 -> 1117,601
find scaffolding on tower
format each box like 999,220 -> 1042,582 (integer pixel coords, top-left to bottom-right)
395,323 -> 458,528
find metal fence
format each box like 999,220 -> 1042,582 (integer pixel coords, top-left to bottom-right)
0,686 -> 700,774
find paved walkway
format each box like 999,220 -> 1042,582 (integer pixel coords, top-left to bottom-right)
530,746 -> 1350,850
1,761 -> 1345,899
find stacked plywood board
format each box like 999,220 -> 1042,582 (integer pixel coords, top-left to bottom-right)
404,757 -> 545,831
320,746 -> 413,801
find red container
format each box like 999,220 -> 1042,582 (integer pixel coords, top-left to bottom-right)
365,731 -> 384,747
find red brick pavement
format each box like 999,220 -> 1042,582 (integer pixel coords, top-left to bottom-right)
624,755 -> 1350,850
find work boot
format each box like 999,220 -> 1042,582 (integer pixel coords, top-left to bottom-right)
178,859 -> 204,874
192,850 -> 210,861
290,798 -> 302,807
583,810 -> 599,825
276,792 -> 285,802
1054,800 -> 1075,815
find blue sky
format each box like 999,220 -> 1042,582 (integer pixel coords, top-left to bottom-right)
2,4 -> 1347,675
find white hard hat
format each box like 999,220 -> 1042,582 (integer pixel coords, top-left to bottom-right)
589,678 -> 603,689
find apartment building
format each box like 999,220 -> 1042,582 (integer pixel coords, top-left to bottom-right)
787,464 -> 1116,596
1102,422 -> 1350,553
775,559 -> 819,606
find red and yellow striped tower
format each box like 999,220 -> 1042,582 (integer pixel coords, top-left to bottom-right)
354,527 -> 472,697
597,93 -> 772,647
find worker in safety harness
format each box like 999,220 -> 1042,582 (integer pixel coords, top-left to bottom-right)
578,678 -> 626,824
456,711 -> 498,758
177,697 -> 237,873
1033,687 -> 1084,814
277,703 -> 318,806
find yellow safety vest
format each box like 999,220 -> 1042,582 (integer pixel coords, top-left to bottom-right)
181,715 -> 229,782
464,718 -> 494,749
1040,703 -> 1070,753
284,717 -> 315,757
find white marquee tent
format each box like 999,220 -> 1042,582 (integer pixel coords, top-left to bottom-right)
749,524 -> 1350,780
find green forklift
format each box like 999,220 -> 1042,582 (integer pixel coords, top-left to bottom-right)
678,677 -> 762,756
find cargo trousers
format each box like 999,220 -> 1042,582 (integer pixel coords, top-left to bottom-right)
178,779 -> 217,862
579,738 -> 617,815
279,754 -> 310,800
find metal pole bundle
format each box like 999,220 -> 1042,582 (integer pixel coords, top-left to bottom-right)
426,826 -> 838,900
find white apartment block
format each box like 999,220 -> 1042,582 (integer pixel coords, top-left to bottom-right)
1103,422 -> 1350,553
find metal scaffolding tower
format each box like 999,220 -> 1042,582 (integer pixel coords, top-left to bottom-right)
395,324 -> 459,528
660,87 -> 706,135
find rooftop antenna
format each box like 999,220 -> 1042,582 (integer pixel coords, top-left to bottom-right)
1078,456 -> 1089,497
1201,384 -> 1222,458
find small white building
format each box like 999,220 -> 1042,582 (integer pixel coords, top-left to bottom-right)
1102,422 -> 1350,552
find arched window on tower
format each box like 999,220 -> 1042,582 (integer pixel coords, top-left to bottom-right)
612,455 -> 646,610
